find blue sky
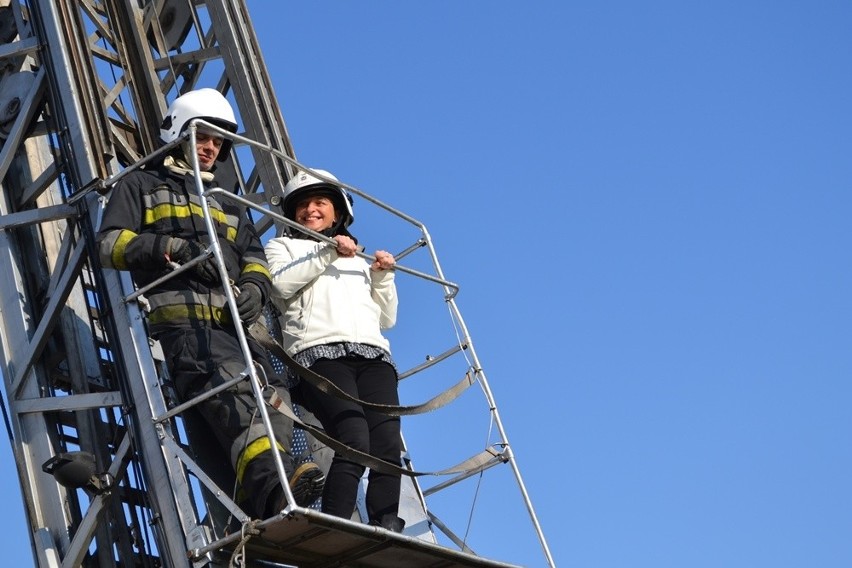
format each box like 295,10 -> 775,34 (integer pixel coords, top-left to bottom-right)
2,2 -> 851,566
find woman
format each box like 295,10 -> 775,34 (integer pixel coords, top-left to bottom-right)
265,168 -> 404,532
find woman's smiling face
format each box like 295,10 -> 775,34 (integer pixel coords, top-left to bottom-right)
295,195 -> 336,231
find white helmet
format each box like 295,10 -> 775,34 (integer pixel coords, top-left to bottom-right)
159,88 -> 237,159
282,169 -> 354,228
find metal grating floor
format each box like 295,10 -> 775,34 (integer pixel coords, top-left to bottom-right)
222,508 -> 524,568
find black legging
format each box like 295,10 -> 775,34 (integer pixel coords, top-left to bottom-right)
298,355 -> 401,523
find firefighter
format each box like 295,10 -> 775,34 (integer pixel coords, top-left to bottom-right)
97,88 -> 323,519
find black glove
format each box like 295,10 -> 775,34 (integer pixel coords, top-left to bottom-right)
233,282 -> 264,324
167,237 -> 220,284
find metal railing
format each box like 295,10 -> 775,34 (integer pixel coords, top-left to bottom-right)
96,119 -> 555,567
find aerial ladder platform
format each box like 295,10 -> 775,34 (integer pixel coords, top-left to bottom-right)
0,1 -> 555,566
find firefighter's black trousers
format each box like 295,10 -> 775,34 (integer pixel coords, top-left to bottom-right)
158,324 -> 294,518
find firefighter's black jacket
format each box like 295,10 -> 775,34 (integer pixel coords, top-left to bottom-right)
97,161 -> 272,335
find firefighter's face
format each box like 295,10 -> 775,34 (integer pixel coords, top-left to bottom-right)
193,131 -> 223,171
